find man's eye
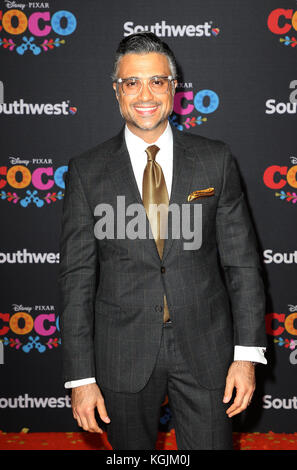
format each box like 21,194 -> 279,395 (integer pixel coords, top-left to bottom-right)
152,79 -> 165,86
126,81 -> 137,87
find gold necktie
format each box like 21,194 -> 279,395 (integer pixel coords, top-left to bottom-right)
142,145 -> 170,323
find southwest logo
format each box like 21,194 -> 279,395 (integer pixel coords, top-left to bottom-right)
0,80 -> 78,117
211,28 -> 220,37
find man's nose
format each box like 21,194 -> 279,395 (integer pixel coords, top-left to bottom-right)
138,80 -> 154,101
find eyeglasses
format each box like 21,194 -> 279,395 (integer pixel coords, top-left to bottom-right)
115,75 -> 174,96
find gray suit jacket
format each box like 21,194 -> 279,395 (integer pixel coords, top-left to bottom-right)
58,123 -> 267,393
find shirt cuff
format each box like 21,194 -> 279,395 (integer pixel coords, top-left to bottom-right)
64,348 -> 267,388
234,346 -> 267,364
64,377 -> 96,389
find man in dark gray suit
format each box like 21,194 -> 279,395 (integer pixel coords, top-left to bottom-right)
58,32 -> 267,450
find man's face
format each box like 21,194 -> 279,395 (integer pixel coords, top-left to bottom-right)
113,52 -> 177,134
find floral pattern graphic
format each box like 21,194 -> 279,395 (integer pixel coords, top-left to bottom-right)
274,337 -> 297,350
275,190 -> 297,203
2,336 -> 61,353
1,190 -> 64,207
0,37 -> 16,51
0,35 -> 66,55
279,36 -> 297,48
169,114 -> 208,131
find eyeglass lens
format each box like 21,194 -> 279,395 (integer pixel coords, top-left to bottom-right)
121,77 -> 170,95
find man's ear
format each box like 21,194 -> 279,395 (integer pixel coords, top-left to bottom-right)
113,82 -> 120,100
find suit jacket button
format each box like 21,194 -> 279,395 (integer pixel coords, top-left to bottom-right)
161,266 -> 165,273
155,305 -> 163,312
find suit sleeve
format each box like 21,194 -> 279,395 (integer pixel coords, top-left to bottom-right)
215,143 -> 267,348
58,157 -> 98,383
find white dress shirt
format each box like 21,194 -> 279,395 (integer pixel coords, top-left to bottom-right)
65,121 -> 266,389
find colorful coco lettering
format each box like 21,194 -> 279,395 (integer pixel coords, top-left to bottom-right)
174,89 -> 219,115
0,312 -> 59,336
0,165 -> 68,190
266,312 -> 297,336
0,9 -> 77,36
267,8 -> 297,34
263,165 -> 297,189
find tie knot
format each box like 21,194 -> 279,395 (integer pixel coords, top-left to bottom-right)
145,145 -> 160,162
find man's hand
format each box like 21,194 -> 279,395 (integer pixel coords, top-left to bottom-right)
71,383 -> 110,433
223,360 -> 256,418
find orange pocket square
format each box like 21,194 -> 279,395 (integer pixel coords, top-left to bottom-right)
187,187 -> 215,202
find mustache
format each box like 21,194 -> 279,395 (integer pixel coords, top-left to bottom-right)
131,102 -> 161,107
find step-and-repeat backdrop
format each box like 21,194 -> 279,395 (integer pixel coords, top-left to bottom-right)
0,0 -> 296,433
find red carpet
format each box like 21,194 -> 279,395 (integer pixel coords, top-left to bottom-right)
1,429 -> 297,450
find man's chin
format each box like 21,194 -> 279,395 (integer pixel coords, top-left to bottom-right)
127,118 -> 168,132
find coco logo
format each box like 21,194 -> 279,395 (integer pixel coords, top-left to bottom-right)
0,161 -> 68,207
170,84 -> 219,131
0,7 -> 77,55
267,8 -> 297,48
263,156 -> 297,204
266,305 -> 297,365
0,305 -> 60,354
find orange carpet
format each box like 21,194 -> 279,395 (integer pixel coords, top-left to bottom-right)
1,429 -> 297,450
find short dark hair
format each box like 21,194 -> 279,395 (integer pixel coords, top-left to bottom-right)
111,32 -> 178,81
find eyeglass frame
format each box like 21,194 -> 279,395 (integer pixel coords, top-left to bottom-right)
114,75 -> 176,96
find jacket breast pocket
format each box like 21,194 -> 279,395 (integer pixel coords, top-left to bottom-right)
187,193 -> 217,206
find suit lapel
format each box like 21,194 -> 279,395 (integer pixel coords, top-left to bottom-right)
106,123 -> 198,263
106,126 -> 161,261
106,126 -> 143,206
162,125 -> 196,262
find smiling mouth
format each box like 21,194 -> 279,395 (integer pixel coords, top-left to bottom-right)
133,105 -> 159,115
